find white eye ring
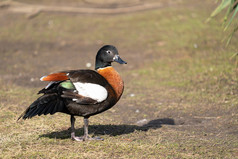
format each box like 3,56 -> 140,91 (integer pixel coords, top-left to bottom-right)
106,50 -> 112,54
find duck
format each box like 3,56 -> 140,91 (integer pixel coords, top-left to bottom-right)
18,45 -> 127,141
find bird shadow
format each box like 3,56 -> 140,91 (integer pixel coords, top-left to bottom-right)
39,118 -> 175,139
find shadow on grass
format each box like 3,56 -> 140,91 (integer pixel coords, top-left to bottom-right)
39,118 -> 175,139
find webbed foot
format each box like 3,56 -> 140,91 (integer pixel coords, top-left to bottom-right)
71,132 -> 103,141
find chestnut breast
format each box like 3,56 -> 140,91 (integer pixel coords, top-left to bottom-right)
97,67 -> 124,100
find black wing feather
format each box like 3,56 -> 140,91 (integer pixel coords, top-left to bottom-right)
65,70 -> 108,86
18,93 -> 66,120
61,90 -> 98,105
51,99 -> 60,115
43,101 -> 55,115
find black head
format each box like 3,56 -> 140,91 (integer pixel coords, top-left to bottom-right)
95,45 -> 127,69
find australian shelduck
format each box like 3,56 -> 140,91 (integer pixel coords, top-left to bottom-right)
18,45 -> 127,141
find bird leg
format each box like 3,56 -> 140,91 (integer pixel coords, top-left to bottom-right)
70,115 -> 103,141
82,117 -> 104,141
70,115 -> 83,141
83,117 -> 89,139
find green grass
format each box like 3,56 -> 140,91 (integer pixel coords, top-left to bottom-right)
0,0 -> 238,158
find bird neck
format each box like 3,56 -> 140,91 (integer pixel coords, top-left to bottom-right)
95,57 -> 112,70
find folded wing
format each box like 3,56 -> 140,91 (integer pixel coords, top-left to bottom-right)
40,70 -> 109,105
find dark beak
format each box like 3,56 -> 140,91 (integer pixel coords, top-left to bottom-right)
113,55 -> 127,64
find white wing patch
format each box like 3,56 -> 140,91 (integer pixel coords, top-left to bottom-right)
73,82 -> 108,103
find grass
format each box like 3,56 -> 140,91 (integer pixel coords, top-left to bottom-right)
0,0 -> 238,158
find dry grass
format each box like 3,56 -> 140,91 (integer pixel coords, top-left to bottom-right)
0,0 -> 238,158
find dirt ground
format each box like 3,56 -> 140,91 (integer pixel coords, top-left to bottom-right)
0,0 -> 238,158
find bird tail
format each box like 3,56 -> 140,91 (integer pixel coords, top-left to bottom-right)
18,93 -> 65,120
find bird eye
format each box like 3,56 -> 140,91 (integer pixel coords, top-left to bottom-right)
106,50 -> 112,54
